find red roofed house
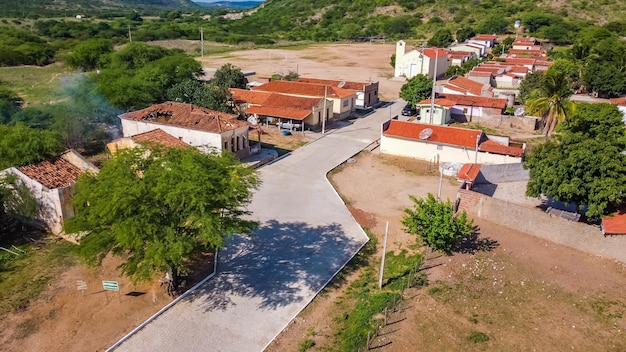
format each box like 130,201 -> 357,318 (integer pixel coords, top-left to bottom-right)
416,93 -> 508,125
296,77 -> 380,108
118,102 -> 252,159
602,209 -> 626,236
230,88 -> 331,130
0,150 -> 98,238
457,163 -> 482,190
610,97 -> 626,123
443,76 -> 493,97
394,40 -> 450,79
252,80 -> 356,120
380,120 -> 523,164
448,42 -> 488,58
107,128 -> 190,154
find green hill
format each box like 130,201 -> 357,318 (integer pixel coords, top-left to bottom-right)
229,0 -> 626,42
0,0 -> 198,17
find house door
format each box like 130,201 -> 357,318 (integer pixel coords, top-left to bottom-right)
409,64 -> 417,78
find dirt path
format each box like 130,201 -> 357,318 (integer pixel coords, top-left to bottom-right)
268,151 -> 626,351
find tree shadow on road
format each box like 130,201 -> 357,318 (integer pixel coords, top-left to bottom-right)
186,219 -> 365,312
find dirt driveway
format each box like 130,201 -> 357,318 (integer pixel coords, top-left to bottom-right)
197,43 -> 405,101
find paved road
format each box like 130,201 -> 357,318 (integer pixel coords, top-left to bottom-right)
111,101 -> 407,352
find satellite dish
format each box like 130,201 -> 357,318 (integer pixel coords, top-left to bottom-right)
419,128 -> 433,140
338,81 -> 346,88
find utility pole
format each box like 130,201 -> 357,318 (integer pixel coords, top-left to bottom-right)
200,27 -> 204,57
379,221 -> 389,289
429,48 -> 438,125
321,85 -> 328,134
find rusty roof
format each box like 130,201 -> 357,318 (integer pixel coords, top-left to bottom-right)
447,76 -> 487,96
18,157 -> 84,189
437,94 -> 507,109
383,120 -> 482,148
131,129 -> 189,148
479,139 -> 523,157
230,88 -> 272,105
602,210 -> 626,235
253,81 -> 355,99
610,97 -> 626,106
416,98 -> 457,107
245,106 -> 310,120
296,77 -> 375,91
457,163 -> 482,182
119,102 -> 247,133
471,35 -> 498,41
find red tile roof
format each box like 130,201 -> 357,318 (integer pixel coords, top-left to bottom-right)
468,71 -> 494,77
253,81 -> 355,99
119,102 -> 247,133
610,97 -> 626,106
504,57 -> 537,66
383,120 -> 482,148
245,106 -> 310,120
296,77 -> 374,91
479,139 -> 523,157
18,157 -> 83,189
131,129 -> 189,148
471,35 -> 497,41
457,163 -> 481,182
437,94 -> 507,109
416,98 -> 457,107
445,50 -> 474,59
447,76 -> 487,96
602,210 -> 626,235
419,47 -> 449,59
230,88 -> 272,105
262,94 -> 321,110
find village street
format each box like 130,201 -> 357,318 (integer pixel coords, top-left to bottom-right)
109,102 -> 407,351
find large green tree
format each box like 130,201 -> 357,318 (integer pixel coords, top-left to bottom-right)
211,63 -> 248,90
400,74 -> 432,107
94,42 -> 202,110
524,103 -> 626,221
402,194 -> 474,254
0,173 -> 38,239
65,39 -> 113,70
0,124 -> 62,169
66,146 -> 260,293
525,71 -> 575,137
427,28 -> 454,48
166,79 -> 235,113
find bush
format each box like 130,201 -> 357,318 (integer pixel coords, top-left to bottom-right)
467,331 -> 490,343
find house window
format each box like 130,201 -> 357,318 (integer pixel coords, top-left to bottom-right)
223,141 -> 228,150
236,136 -> 240,150
463,108 -> 468,113
437,145 -> 443,150
343,100 -> 348,107
231,137 -> 235,152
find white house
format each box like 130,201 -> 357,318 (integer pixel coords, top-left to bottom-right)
0,150 -> 98,239
394,40 -> 449,79
118,102 -> 251,159
380,120 -> 523,164
448,43 -> 487,58
468,34 -> 498,48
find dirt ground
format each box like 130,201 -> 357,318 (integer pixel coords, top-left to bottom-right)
197,42 -> 404,101
267,151 -> 626,352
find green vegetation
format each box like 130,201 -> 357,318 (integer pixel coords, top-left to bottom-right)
66,146 -> 260,293
0,124 -> 62,169
525,70 -> 575,137
524,103 -> 626,221
297,339 -> 315,352
467,331 -> 490,343
400,74 -> 432,107
0,239 -> 76,317
402,194 -> 474,254
0,174 -> 39,237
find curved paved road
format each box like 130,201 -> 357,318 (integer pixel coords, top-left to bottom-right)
110,102 -> 406,352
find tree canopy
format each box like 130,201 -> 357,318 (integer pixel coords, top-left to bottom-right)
400,74 -> 432,107
402,194 -> 474,254
0,173 -> 38,239
94,42 -> 202,110
166,79 -> 235,113
427,29 -> 453,48
525,70 -> 575,136
65,39 -> 113,70
524,103 -> 626,221
211,63 -> 248,90
66,146 -> 260,291
0,124 -> 62,169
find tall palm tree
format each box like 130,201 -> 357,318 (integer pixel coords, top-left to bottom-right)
525,71 -> 576,138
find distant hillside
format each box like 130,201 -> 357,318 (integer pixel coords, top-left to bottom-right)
229,0 -> 626,42
195,1 -> 263,9
0,0 -> 198,17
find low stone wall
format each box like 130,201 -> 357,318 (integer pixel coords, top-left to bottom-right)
457,189 -> 626,263
453,114 -> 539,132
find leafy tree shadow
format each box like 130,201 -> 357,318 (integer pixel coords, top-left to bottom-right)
452,226 -> 499,254
186,219 -> 364,312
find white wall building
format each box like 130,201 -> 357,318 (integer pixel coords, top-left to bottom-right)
394,41 -> 449,79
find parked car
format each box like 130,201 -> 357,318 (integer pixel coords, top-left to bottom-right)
401,104 -> 417,116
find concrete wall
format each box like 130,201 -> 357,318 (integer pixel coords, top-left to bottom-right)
121,119 -> 223,151
459,114 -> 539,132
380,135 -> 522,164
457,189 -> 626,264
363,82 -> 379,107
